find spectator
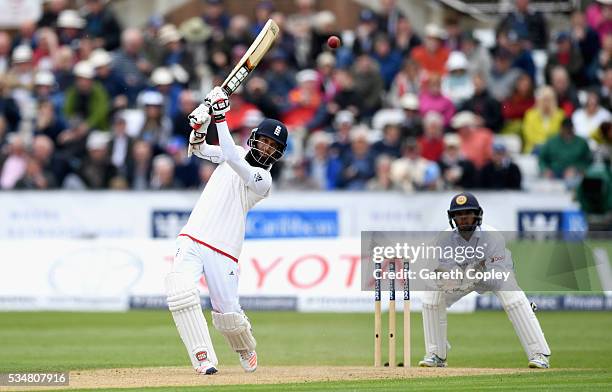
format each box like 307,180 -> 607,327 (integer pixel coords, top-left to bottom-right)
38,0 -> 68,29
599,32 -> 612,70
570,10 -> 600,86
166,137 -> 199,189
351,55 -> 384,117
108,114 -> 134,176
378,0 -> 404,39
138,90 -> 172,151
0,76 -> 22,133
437,133 -> 477,189
501,72 -> 535,135
600,66 -> 612,111
488,48 -> 522,102
372,123 -> 402,159
444,17 -> 462,51
284,69 -> 322,128
338,127 -> 375,189
418,111 -> 445,162
371,33 -> 402,89
592,121 -> 612,160
223,15 -> 254,50
390,137 -> 440,192
399,93 -> 423,137
572,90 -> 611,140
411,24 -> 450,76
523,86 -> 565,153
126,139 -> 153,190
171,89 -> 198,139
150,66 -> 181,118
545,32 -> 584,86
8,45 -> 35,103
505,30 -> 536,82
12,20 -> 37,50
280,159 -> 319,190
451,111 -> 493,169
251,1 -> 275,36
549,66 -> 580,117
305,132 -> 341,190
64,61 -> 110,130
497,0 -> 548,49
56,117 -> 89,159
34,100 -> 67,145
33,71 -> 63,115
419,74 -> 455,126
329,110 -> 355,159
315,52 -> 337,102
289,15 -> 315,69
352,9 -> 379,56
158,24 -> 195,85
77,130 -> 117,189
460,32 -> 491,78
539,118 -> 592,188
54,46 -> 76,91
201,0 -> 230,34
224,89 -> 258,132
57,10 -> 85,48
264,49 -> 295,110
150,154 -> 181,189
0,134 -> 27,189
367,155 -> 400,191
311,11 -> 340,61
392,16 -> 421,57
89,48 -> 128,110
32,28 -> 59,70
389,59 -> 421,107
442,51 -> 474,106
14,156 -> 53,190
83,0 -> 122,51
16,135 -> 58,189
0,32 -> 10,74
479,143 -> 522,190
112,28 -> 152,105
244,76 -> 280,120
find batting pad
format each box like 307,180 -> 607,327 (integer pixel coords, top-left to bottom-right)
212,311 -> 257,352
496,290 -> 551,357
165,272 -> 218,367
422,291 -> 448,359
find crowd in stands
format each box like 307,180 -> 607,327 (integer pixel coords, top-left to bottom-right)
1,0 -> 612,192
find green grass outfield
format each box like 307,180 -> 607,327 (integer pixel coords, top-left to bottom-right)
1,311 -> 611,391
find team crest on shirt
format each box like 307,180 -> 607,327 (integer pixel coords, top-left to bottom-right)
456,195 -> 467,205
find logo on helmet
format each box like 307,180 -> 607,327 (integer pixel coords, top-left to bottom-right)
274,125 -> 281,136
456,195 -> 467,205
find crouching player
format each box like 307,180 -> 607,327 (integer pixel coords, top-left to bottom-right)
165,87 -> 288,374
419,192 -> 551,369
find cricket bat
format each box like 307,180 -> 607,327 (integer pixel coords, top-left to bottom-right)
188,19 -> 280,157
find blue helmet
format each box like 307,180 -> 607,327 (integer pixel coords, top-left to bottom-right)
247,118 -> 288,167
447,192 -> 483,230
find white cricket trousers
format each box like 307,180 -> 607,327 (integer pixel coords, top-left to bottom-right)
172,235 -> 242,314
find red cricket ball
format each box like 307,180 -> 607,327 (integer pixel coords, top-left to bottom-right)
327,35 -> 341,49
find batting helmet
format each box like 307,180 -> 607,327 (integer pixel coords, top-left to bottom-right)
447,192 -> 483,230
246,118 -> 288,167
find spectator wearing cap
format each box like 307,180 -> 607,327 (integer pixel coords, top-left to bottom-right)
437,133 -> 477,189
89,48 -> 128,109
0,134 -> 27,189
459,73 -> 503,133
112,28 -> 152,106
150,154 -> 181,189
353,9 -> 380,56
545,32 -> 584,85
503,30 -> 536,83
390,137 -> 440,192
393,16 -> 421,58
9,45 -> 35,92
126,139 -> 153,190
479,143 -> 522,190
57,10 -> 85,47
442,51 -> 474,106
488,48 -> 521,103
460,32 -> 491,78
549,66 -> 580,117
372,123 -> 402,159
264,49 -> 296,110
497,0 -> 547,50
34,70 -> 64,122
83,0 -> 121,51
367,155 -> 400,191
410,24 -> 450,76
572,90 -> 611,140
330,110 -> 355,159
138,90 -> 172,152
399,93 -> 423,137
158,24 -> 196,85
338,127 -> 375,190
201,0 -> 231,34
419,74 -> 455,126
389,59 -> 421,107
74,130 -> 116,189
501,72 -> 535,135
38,0 -> 68,28
64,61 -> 110,130
418,111 -> 445,162
371,33 -> 403,89
311,11 -> 340,61
570,10 -> 601,86
284,69 -> 323,128
149,66 -> 182,118
305,132 -> 342,190
522,86 -> 565,153
351,56 -> 384,117
452,111 -> 493,169
539,118 -> 592,188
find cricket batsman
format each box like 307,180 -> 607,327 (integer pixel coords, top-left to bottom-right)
165,86 -> 288,375
418,192 -> 551,369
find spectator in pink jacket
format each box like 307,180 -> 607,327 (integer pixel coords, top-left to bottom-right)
419,74 -> 455,126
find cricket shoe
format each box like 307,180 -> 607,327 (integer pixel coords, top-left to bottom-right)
528,353 -> 550,369
418,354 -> 447,367
238,350 -> 258,372
195,361 -> 218,375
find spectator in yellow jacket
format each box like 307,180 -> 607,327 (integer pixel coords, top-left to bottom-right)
522,86 -> 565,153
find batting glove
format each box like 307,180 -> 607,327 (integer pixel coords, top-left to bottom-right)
187,104 -> 211,157
205,86 -> 230,122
